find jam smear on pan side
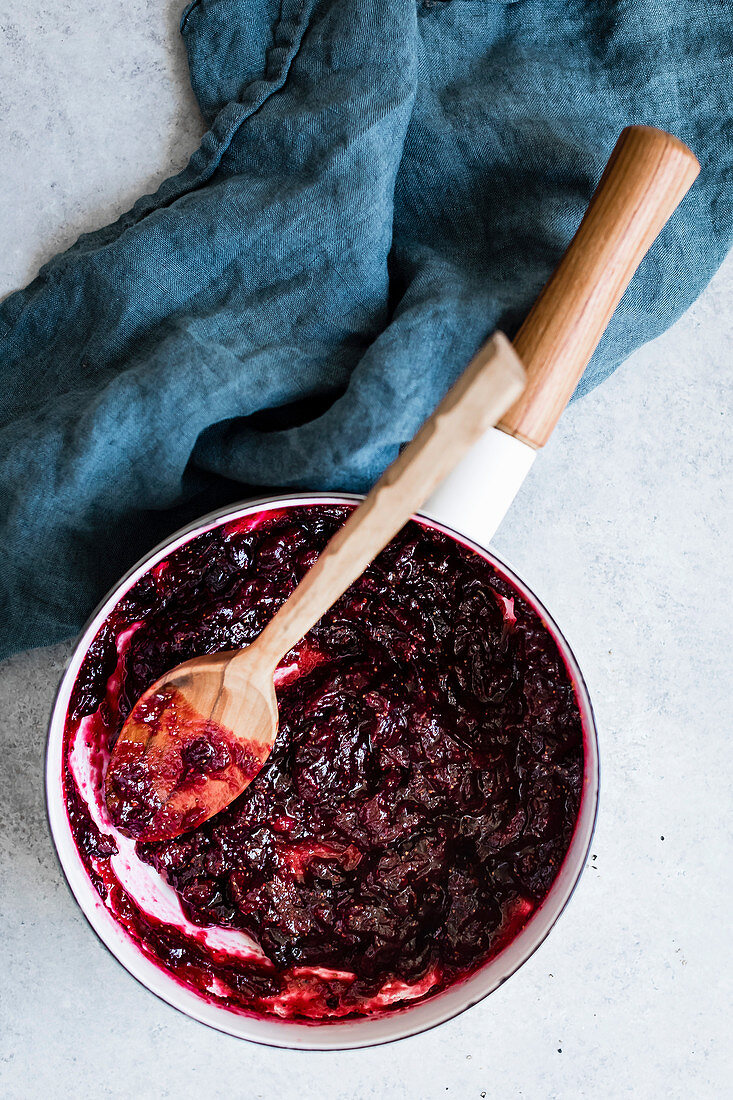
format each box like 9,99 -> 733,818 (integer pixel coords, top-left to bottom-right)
64,506 -> 584,1019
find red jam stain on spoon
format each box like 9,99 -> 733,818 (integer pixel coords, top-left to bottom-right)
105,686 -> 263,842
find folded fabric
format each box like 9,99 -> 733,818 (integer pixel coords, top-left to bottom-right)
1,0 -> 731,659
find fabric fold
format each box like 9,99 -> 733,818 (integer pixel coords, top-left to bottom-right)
0,0 -> 730,657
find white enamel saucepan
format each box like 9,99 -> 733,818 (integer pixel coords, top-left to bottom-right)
45,127 -> 699,1048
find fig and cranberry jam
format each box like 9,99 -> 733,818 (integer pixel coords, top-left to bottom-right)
64,505 -> 584,1019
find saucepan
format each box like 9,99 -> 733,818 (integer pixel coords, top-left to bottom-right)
45,127 -> 699,1048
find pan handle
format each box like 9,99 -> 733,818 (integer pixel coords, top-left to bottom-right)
499,125 -> 700,449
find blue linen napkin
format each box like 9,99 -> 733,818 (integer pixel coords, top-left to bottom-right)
1,0 -> 731,659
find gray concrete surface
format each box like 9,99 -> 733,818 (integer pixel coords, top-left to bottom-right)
1,1 -> 731,1096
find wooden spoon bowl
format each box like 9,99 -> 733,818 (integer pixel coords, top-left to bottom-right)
105,651 -> 278,841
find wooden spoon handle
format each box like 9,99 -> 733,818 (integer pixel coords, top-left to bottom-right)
499,125 -> 700,448
243,333 -> 526,669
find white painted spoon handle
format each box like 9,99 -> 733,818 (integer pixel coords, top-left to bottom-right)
422,426 -> 536,547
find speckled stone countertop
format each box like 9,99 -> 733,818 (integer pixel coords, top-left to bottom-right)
1,2 -> 731,1097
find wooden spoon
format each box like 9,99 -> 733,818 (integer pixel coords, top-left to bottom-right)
105,333 -> 526,841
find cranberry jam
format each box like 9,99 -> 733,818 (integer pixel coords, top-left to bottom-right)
63,504 -> 584,1019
